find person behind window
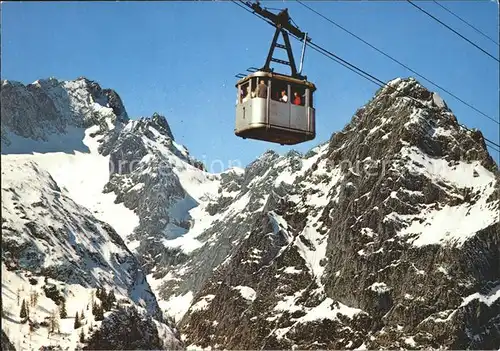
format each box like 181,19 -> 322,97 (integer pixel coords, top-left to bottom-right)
237,88 -> 244,104
279,90 -> 288,103
293,92 -> 301,105
255,80 -> 267,99
242,86 -> 252,103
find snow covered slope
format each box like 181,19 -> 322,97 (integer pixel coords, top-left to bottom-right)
173,78 -> 500,349
1,78 -> 183,350
1,262 -> 182,351
1,77 -> 127,154
2,76 -> 498,350
1,156 -> 182,350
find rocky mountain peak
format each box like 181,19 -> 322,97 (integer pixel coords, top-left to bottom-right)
70,76 -> 129,124
241,150 -> 280,187
2,74 -> 498,350
150,112 -> 175,140
116,114 -> 171,140
1,76 -> 129,153
327,77 -> 496,174
168,77 -> 499,350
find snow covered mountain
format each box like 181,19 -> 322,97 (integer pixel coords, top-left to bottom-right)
1,78 -> 182,350
148,79 -> 499,349
2,76 -> 499,350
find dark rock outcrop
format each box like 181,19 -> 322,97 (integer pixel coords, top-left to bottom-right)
175,78 -> 499,349
2,75 -> 498,350
1,330 -> 16,351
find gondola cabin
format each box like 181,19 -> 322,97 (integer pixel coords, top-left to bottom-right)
235,71 -> 316,145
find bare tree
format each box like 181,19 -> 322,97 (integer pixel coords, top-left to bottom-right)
90,290 -> 95,308
49,309 -> 60,334
30,291 -> 39,307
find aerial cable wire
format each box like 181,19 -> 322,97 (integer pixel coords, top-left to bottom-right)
296,0 -> 499,126
306,40 -> 500,150
230,0 -> 385,87
230,0 -> 500,150
431,0 -> 499,47
406,0 -> 500,63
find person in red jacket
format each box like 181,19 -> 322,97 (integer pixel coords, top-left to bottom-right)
293,92 -> 302,105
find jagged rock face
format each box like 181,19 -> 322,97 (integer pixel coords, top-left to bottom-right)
149,149 -> 313,313
97,113 -> 212,273
1,330 -> 15,351
1,78 -> 128,153
176,78 -> 499,349
1,156 -> 182,350
1,158 -> 159,315
320,79 -> 500,348
0,78 -> 181,350
2,75 -> 498,350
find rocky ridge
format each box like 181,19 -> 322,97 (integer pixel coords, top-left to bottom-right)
1,76 -> 498,350
1,77 -> 183,350
173,78 -> 499,349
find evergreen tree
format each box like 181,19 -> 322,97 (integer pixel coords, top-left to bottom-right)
94,304 -> 104,321
108,290 -> 116,306
102,290 -> 112,311
100,288 -> 108,306
79,328 -> 85,343
98,304 -> 105,320
59,300 -> 67,319
92,301 -> 98,316
94,329 -> 100,343
20,299 -> 27,319
74,311 -> 81,329
81,309 -> 85,320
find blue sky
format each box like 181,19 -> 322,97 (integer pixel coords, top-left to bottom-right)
2,0 -> 499,170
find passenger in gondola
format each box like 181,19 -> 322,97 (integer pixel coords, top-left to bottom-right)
293,92 -> 301,105
255,80 -> 267,98
279,90 -> 288,103
237,88 -> 244,104
242,87 -> 252,103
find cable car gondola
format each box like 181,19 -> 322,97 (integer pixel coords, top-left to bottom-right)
234,4 -> 317,146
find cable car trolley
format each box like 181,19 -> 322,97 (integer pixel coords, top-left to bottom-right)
234,1 -> 317,145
